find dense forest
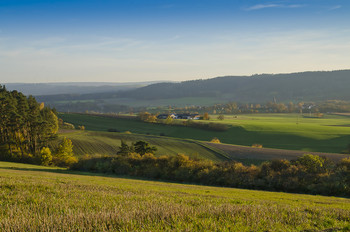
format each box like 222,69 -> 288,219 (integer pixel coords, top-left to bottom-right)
0,85 -> 75,166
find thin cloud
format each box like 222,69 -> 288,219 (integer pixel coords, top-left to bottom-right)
329,5 -> 341,11
246,4 -> 305,11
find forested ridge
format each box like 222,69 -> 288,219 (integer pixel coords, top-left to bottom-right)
117,70 -> 350,102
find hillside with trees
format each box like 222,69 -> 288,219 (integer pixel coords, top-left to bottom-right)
117,70 -> 350,102
27,70 -> 350,114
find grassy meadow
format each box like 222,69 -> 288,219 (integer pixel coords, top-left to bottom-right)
59,113 -> 350,154
1,161 -> 350,231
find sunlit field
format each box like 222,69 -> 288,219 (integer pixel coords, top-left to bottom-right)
0,161 -> 349,231
60,113 -> 350,154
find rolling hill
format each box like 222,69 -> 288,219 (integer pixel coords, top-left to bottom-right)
117,70 -> 350,102
27,70 -> 350,112
51,130 -> 230,162
3,81 -> 161,96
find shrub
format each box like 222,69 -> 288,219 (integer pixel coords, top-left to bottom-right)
295,154 -> 325,173
39,147 -> 52,166
210,137 -> 221,143
270,159 -> 290,172
58,119 -> 75,130
53,137 -> 77,167
217,115 -> 224,120
203,112 -> 210,120
339,157 -> 350,170
139,112 -> 157,122
165,116 -> 173,124
71,154 -> 350,197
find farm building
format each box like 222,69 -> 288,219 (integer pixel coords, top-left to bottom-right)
157,113 -> 176,119
157,113 -> 200,120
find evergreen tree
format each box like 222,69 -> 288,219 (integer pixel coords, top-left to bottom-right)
117,140 -> 133,155
0,86 -> 58,162
134,141 -> 157,156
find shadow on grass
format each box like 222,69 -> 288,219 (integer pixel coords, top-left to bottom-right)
0,165 -> 118,178
0,165 -> 215,189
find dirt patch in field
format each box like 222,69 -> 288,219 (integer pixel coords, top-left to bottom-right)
327,124 -> 350,127
330,113 -> 350,117
205,142 -> 349,162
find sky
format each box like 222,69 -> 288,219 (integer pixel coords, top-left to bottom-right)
0,0 -> 349,83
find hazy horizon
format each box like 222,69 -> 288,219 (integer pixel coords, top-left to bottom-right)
1,0 -> 349,83
2,69 -> 350,84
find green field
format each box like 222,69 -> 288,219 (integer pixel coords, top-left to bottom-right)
59,113 -> 350,154
0,161 -> 349,231
51,130 -> 229,161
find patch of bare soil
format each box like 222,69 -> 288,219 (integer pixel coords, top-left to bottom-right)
330,113 -> 350,116
205,142 -> 349,162
58,129 -> 76,134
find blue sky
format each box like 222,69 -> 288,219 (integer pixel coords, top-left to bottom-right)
1,0 -> 349,83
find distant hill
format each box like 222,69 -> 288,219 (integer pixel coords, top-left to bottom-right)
3,81 -> 162,96
117,70 -> 350,102
7,70 -> 350,111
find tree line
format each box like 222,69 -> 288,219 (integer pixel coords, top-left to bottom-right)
46,99 -> 350,115
72,151 -> 350,198
0,85 -> 76,166
151,100 -> 350,116
138,112 -> 228,131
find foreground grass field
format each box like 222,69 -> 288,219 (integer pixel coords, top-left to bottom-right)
0,161 -> 350,231
59,113 -> 350,154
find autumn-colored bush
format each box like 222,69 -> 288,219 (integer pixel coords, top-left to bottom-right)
72,153 -> 350,197
210,138 -> 221,143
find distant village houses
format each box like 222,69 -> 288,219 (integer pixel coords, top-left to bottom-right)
157,113 -> 200,120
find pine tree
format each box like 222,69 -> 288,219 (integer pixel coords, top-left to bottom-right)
134,141 -> 157,156
117,140 -> 133,155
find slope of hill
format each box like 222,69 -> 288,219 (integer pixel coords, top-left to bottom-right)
53,129 -> 349,165
118,70 -> 350,102
1,161 -> 349,231
51,130 -> 230,162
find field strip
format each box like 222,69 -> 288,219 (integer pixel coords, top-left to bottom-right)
206,142 -> 350,162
